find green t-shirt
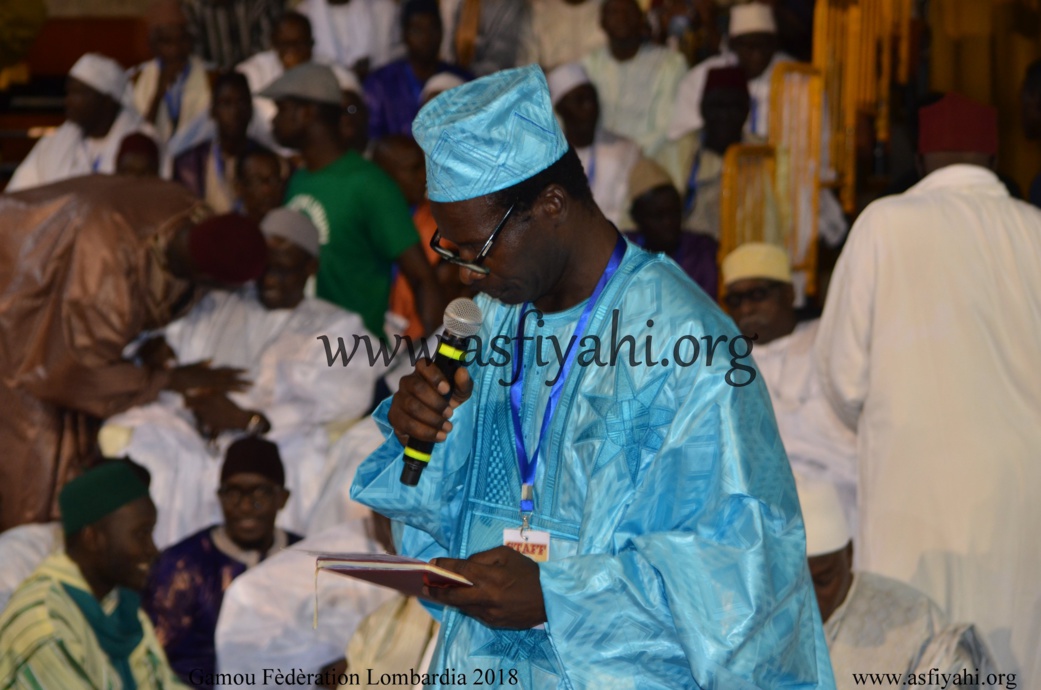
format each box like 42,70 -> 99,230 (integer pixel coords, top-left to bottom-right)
286,151 -> 420,338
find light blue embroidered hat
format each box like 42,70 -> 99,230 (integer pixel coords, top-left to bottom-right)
412,64 -> 569,203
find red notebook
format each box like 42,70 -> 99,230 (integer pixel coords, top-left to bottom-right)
314,553 -> 473,599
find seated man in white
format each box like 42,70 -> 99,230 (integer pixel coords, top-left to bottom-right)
721,243 -> 858,531
797,474 -> 997,689
7,53 -> 155,192
129,0 -> 212,145
101,208 -> 382,547
670,3 -> 793,143
547,62 -> 645,230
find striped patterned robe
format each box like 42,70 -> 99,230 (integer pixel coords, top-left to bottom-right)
0,553 -> 185,690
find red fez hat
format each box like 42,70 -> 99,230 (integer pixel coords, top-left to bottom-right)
188,213 -> 267,284
704,67 -> 749,98
918,93 -> 998,155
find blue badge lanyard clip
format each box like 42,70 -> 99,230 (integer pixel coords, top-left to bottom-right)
508,235 -> 626,529
162,61 -> 191,128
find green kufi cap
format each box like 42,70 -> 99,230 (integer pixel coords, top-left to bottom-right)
412,64 -> 568,203
59,462 -> 151,536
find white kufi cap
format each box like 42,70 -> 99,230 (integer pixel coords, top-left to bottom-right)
547,62 -> 592,107
69,53 -> 128,103
794,474 -> 852,557
261,207 -> 321,258
729,2 -> 777,37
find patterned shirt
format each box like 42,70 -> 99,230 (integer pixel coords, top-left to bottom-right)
183,0 -> 284,70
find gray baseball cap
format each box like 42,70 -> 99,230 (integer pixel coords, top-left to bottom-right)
258,62 -> 343,106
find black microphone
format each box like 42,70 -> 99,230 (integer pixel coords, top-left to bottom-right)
401,297 -> 483,486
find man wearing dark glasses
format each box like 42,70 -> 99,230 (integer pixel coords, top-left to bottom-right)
721,242 -> 857,540
351,65 -> 835,688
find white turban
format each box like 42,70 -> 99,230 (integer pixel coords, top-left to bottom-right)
69,53 -> 128,103
794,474 -> 852,558
546,62 -> 591,107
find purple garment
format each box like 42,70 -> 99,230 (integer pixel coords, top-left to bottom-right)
624,231 -> 719,300
142,525 -> 302,689
363,60 -> 471,140
172,137 -> 267,200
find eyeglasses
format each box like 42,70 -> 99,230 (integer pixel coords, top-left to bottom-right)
723,283 -> 782,310
217,484 -> 279,507
429,203 -> 515,276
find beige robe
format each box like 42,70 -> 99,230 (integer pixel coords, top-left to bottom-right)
0,175 -> 208,530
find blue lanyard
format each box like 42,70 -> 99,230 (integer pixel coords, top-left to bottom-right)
508,235 -> 626,519
684,147 -> 703,217
212,138 -> 227,183
162,61 -> 191,127
749,96 -> 759,136
585,143 -> 597,188
406,65 -> 426,104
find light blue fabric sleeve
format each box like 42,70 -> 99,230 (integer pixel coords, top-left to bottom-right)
350,392 -> 476,558
538,375 -> 835,688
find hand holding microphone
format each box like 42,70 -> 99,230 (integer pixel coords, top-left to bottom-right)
391,298 -> 483,485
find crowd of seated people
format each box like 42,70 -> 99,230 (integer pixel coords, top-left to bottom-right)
1,1 -> 1039,689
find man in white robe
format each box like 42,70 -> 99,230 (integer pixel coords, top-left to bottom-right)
547,62 -> 645,229
297,0 -> 402,78
100,208 -> 382,547
581,0 -> 686,159
7,54 -> 155,192
816,93 -> 1041,688
129,0 -> 212,145
797,475 -> 997,690
721,243 -> 857,530
521,0 -> 606,71
669,3 -> 794,142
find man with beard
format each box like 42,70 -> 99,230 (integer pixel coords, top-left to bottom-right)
721,242 -> 856,530
143,438 -> 301,689
0,460 -> 183,690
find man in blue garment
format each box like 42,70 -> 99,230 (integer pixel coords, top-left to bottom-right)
350,64 -> 835,689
